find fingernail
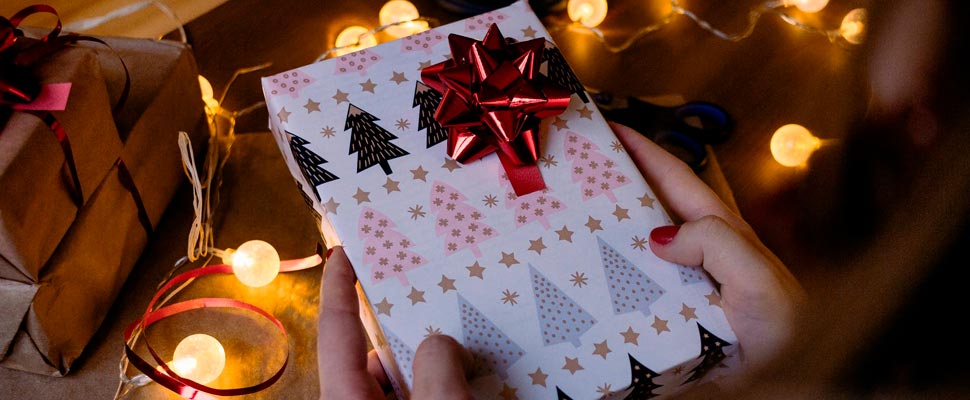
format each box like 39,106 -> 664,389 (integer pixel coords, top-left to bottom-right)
650,225 -> 680,245
325,247 -> 334,260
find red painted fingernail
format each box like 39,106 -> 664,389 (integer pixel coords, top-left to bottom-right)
325,247 -> 334,260
650,225 -> 680,246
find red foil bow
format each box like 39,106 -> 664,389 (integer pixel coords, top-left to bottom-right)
421,24 -> 571,196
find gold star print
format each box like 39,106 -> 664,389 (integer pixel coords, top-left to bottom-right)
390,71 -> 408,85
418,60 -> 433,70
332,89 -> 349,104
323,197 -> 340,214
592,340 -> 611,359
360,79 -> 377,93
442,158 -> 462,172
552,116 -> 569,130
406,287 -> 426,305
612,204 -> 630,221
620,326 -> 640,345
521,25 -> 537,38
651,316 -> 670,334
303,98 -> 321,113
352,187 -> 371,204
499,252 -> 519,268
277,107 -> 291,123
638,193 -> 656,208
375,297 -> 393,316
438,275 -> 457,293
556,225 -> 574,242
680,303 -> 698,321
528,367 -> 548,387
585,216 -> 603,233
528,237 -> 547,254
410,165 -> 429,181
498,384 -> 518,400
577,105 -> 594,119
562,357 -> 584,375
466,261 -> 485,279
382,177 -> 401,193
706,290 -> 722,307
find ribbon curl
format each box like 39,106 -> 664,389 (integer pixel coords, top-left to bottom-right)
421,24 -> 571,196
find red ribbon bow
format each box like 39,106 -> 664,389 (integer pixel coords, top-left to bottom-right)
421,24 -> 571,196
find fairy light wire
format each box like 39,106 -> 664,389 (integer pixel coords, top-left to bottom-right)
317,16 -> 440,61
63,0 -> 188,43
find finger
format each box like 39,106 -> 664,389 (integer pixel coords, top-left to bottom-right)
411,335 -> 474,400
367,350 -> 391,393
318,247 -> 384,398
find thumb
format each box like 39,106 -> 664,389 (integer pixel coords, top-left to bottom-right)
410,335 -> 474,400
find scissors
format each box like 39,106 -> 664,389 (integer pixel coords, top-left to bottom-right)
592,93 -> 733,171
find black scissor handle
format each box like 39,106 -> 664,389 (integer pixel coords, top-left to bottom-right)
673,101 -> 733,144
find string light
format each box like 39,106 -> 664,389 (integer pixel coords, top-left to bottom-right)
380,0 -> 428,38
334,26 -> 379,56
222,240 -> 281,287
784,0 -> 829,13
171,334 -> 225,384
197,75 -> 220,116
567,0 -> 608,28
770,124 -> 821,167
839,8 -> 867,45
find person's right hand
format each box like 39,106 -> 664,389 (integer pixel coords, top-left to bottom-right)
612,122 -> 806,369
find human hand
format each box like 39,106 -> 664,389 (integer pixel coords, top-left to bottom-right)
611,122 -> 805,369
318,246 -> 474,399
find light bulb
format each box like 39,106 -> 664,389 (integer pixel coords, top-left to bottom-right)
197,76 -> 220,114
839,8 -> 867,45
786,0 -> 828,13
334,26 -> 378,57
771,124 -> 821,167
225,240 -> 280,287
567,0 -> 608,28
380,0 -> 426,38
171,334 -> 225,384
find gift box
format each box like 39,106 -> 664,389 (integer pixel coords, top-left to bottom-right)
0,32 -> 206,376
263,1 -> 739,398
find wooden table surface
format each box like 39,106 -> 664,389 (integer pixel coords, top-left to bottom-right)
184,0 -> 871,270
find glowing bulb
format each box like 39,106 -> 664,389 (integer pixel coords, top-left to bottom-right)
567,0 -> 608,28
334,26 -> 378,57
197,76 -> 220,114
380,1 -> 426,38
771,124 -> 821,167
786,0 -> 828,13
171,334 -> 225,384
225,240 -> 280,287
839,8 -> 867,45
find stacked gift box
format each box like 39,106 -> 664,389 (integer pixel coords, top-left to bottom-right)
1,19 -> 206,376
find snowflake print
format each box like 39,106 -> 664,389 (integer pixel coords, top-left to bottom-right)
501,289 -> 519,305
539,154 -> 558,168
483,194 -> 499,207
424,326 -> 443,337
409,204 -> 427,220
631,235 -> 648,251
611,140 -> 624,152
570,271 -> 589,287
394,118 -> 411,130
321,126 -> 336,138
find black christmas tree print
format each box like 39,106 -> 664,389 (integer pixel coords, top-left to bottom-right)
684,323 -> 731,384
543,41 -> 589,103
597,236 -> 667,317
458,294 -> 525,379
556,387 -> 574,400
346,103 -> 409,175
413,81 -> 447,148
287,130 -> 338,201
529,264 -> 596,347
296,181 -> 323,227
619,354 -> 663,399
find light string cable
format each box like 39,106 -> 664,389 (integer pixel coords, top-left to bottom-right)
63,0 -> 188,43
547,0 -> 858,54
316,16 -> 440,62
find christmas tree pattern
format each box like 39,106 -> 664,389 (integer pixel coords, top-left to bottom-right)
402,29 -> 445,54
556,387 -> 574,400
564,132 -> 630,203
458,294 -> 525,379
501,174 -> 566,230
619,354 -> 663,399
335,49 -> 383,76
429,180 -> 498,258
676,264 -> 709,285
683,323 -> 731,384
597,236 -> 666,317
296,181 -> 323,227
464,9 -> 508,32
358,206 -> 427,286
384,328 -> 416,384
543,41 -> 589,103
529,264 -> 596,347
287,130 -> 339,201
266,69 -> 316,98
346,104 -> 410,175
413,81 -> 447,148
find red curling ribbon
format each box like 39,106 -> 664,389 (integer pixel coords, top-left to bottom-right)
421,23 -> 571,196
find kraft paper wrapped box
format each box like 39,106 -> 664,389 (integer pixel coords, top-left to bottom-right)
0,34 -> 206,376
263,2 -> 739,398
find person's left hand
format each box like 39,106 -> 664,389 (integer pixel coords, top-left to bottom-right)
317,246 -> 474,399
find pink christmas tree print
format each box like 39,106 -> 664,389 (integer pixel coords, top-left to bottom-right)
464,9 -> 509,32
266,69 -> 316,98
335,49 -> 383,76
384,328 -> 416,384
563,131 -> 630,203
529,264 -> 596,347
597,236 -> 666,317
501,174 -> 566,230
358,206 -> 427,285
458,294 -> 525,379
429,180 -> 498,258
401,29 -> 445,54
676,264 -> 710,285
